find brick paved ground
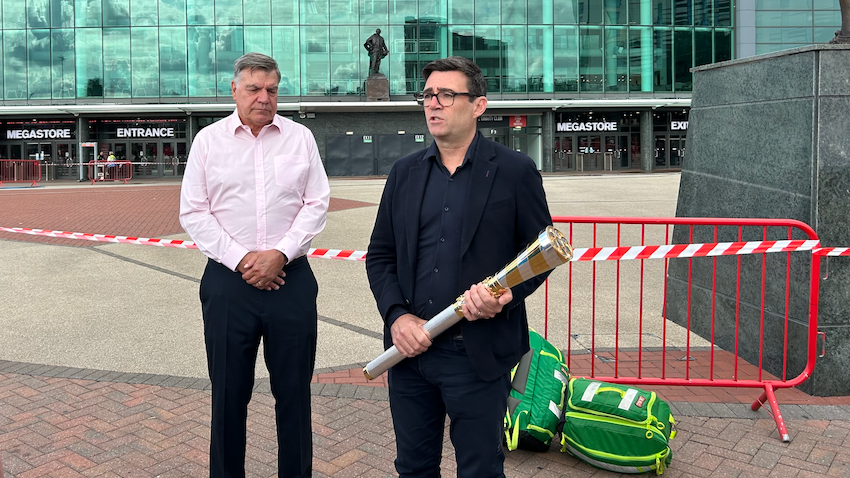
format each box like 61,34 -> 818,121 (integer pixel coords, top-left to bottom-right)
3,366 -> 850,478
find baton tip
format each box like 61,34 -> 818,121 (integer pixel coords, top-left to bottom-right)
363,368 -> 374,380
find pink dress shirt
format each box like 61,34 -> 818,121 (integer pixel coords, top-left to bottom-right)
179,110 -> 330,271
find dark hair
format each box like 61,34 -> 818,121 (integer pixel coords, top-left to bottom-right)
421,56 -> 487,99
233,52 -> 281,84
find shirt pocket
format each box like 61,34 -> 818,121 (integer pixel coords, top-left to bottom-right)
273,154 -> 308,192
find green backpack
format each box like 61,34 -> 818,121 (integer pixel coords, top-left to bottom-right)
504,329 -> 570,452
561,378 -> 677,475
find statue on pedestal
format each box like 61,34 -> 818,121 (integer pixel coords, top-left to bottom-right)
364,29 -> 389,76
829,0 -> 850,44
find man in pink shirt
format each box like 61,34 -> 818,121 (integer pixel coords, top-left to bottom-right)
179,52 -> 330,478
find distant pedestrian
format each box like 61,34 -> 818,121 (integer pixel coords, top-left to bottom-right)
179,52 -> 330,478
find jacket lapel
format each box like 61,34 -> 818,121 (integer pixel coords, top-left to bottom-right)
406,159 -> 429,271
460,139 -> 498,258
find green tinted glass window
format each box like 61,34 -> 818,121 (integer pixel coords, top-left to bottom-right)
103,27 -> 130,97
501,25 -> 526,92
554,0 -> 577,24
216,0 -> 242,25
160,0 -> 186,25
756,0 -> 812,8
579,26 -> 602,92
528,25 -> 553,92
715,0 -> 731,26
4,31 -> 26,99
419,0 -> 445,22
449,0 -> 473,23
653,0 -> 671,25
674,0 -> 691,25
5,0 -> 25,28
757,11 -> 813,26
245,26 -> 272,55
52,0 -> 75,27
628,26 -> 652,92
244,0 -> 271,25
553,25 -> 578,91
814,10 -> 840,26
187,26 -> 215,95
604,1 -> 626,24
604,26 -> 627,92
52,29 -> 75,98
693,0 -> 711,26
653,28 -> 672,91
359,0 -> 387,25
273,26 -> 300,95
28,29 -> 51,99
160,27 -> 187,96
216,26 -> 243,95
330,26 -> 359,95
272,0 -> 298,24
578,0 -> 602,24
528,0 -> 552,23
302,26 -> 329,95
27,0 -> 50,28
673,28 -> 692,90
389,0 -> 416,24
476,0 -> 499,24
714,28 -> 731,62
187,0 -> 213,24
475,25 -> 500,92
103,0 -> 129,26
756,27 -> 812,42
131,27 -> 158,97
75,0 -> 102,26
502,0 -> 527,24
131,0 -> 158,25
694,28 -> 712,65
76,27 -> 103,96
301,0 -> 329,24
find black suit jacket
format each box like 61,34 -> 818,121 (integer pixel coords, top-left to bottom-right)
366,136 -> 553,381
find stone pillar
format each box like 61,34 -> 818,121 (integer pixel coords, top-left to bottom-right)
670,45 -> 850,396
542,110 -> 554,173
640,110 -> 653,172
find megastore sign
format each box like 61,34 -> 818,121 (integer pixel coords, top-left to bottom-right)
117,127 -> 175,138
6,129 -> 73,139
556,122 -> 619,132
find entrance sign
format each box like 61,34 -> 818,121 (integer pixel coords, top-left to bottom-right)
556,122 -> 618,132
117,127 -> 175,138
6,129 -> 73,139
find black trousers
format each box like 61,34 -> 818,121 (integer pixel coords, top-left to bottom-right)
200,257 -> 317,478
388,337 -> 511,478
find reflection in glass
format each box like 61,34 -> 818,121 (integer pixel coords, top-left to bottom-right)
330,26 -> 359,95
302,26 -> 329,95
476,0 -> 499,24
554,26 -> 578,91
273,26 -> 300,94
160,0 -> 187,25
52,29 -> 75,98
528,26 -> 553,92
714,28 -> 732,62
528,0 -> 552,23
475,25 -> 500,93
76,27 -> 103,97
579,26 -> 602,92
4,30 -> 27,99
359,0 -> 387,24
216,0 -> 242,25
244,0 -> 271,25
449,0 -> 472,23
272,0 -> 299,24
188,25 -> 215,95
629,27 -> 652,92
132,27 -> 158,97
187,0 -> 213,24
653,28 -> 672,91
103,28 -> 130,97
28,29 -> 51,99
103,0 -> 130,26
131,0 -> 159,25
604,26 -> 627,92
245,25 -> 272,55
673,28 -> 692,90
502,26 -> 526,93
27,0 -> 50,28
160,27 -> 187,96
216,26 -> 243,95
502,0 -> 526,24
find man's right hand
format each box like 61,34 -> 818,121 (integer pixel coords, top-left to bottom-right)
390,314 -> 432,358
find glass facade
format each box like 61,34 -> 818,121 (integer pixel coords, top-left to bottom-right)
754,0 -> 842,54
0,0 -> 734,101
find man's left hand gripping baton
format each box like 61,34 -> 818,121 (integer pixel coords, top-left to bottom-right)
363,226 -> 574,380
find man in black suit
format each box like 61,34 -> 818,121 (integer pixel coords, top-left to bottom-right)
366,56 -> 552,478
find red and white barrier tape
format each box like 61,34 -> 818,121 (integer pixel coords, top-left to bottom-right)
0,227 -> 367,261
3,226 -> 848,262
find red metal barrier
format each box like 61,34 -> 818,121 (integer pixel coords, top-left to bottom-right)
0,159 -> 41,187
88,160 -> 133,184
546,216 -> 823,442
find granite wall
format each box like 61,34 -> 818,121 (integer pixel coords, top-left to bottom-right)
671,45 -> 850,396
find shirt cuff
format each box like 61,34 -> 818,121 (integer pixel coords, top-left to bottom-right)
221,242 -> 251,272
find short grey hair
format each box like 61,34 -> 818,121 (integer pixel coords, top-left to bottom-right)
233,52 -> 281,84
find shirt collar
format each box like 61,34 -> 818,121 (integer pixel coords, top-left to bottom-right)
225,109 -> 282,136
424,131 -> 481,167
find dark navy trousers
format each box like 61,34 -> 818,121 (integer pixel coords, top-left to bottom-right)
388,337 -> 511,478
200,257 -> 317,478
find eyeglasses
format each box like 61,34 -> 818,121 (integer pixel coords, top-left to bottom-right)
414,91 -> 478,107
